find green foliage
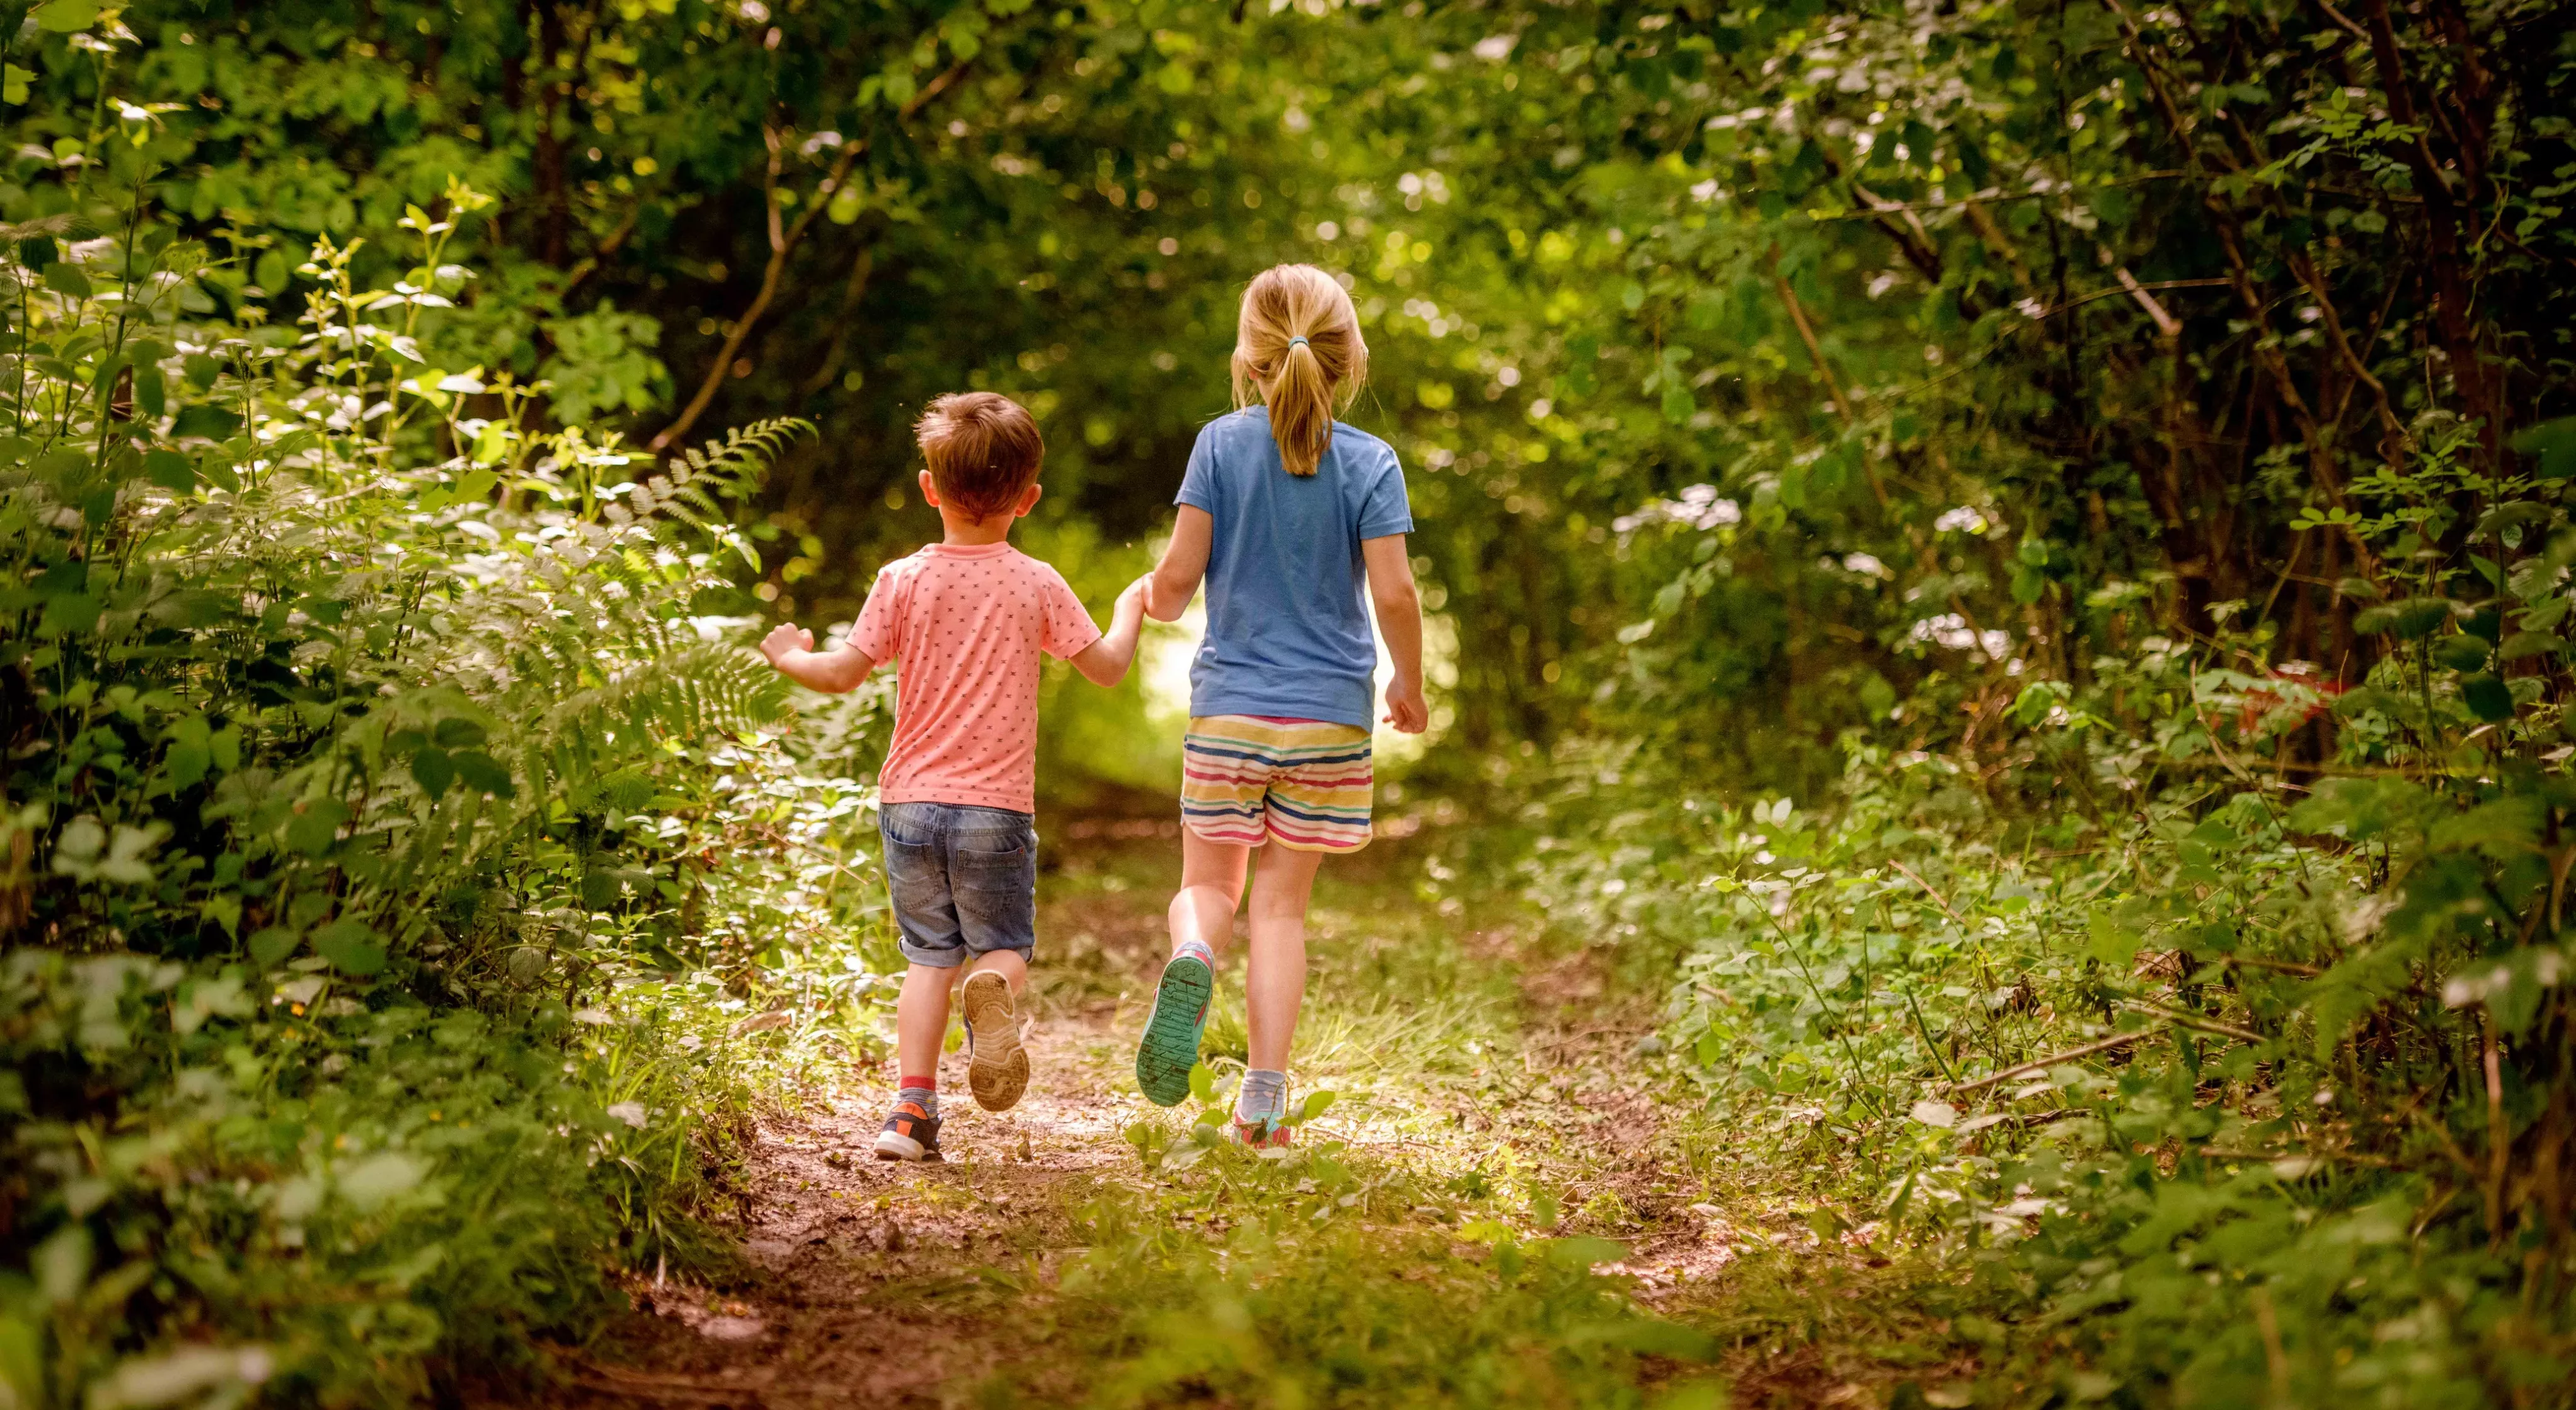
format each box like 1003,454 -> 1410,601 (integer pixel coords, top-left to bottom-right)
0,72 -> 900,1396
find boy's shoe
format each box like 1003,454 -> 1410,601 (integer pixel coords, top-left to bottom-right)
873,1099 -> 943,1162
1135,947 -> 1214,1107
962,970 -> 1029,1112
1232,1115 -> 1291,1150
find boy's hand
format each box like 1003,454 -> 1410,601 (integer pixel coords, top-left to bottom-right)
1383,676 -> 1429,734
758,622 -> 814,665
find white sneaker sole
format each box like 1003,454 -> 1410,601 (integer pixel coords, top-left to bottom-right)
873,1129 -> 927,1161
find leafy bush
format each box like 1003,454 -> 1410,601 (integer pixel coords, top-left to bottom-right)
0,139 -> 897,1404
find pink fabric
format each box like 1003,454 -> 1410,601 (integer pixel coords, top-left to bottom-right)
848,542 -> 1101,812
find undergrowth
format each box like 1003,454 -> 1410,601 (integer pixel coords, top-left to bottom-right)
0,158 -> 903,1405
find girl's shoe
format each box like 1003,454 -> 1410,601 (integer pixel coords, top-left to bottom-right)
873,1099 -> 943,1162
962,971 -> 1029,1112
1232,1115 -> 1291,1150
1136,947 -> 1214,1107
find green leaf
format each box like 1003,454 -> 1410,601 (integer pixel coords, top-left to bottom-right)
171,405 -> 244,441
2434,635 -> 2491,673
1296,1089 -> 1337,1123
142,449 -> 192,494
42,262 -> 91,298
3,64 -> 32,107
410,747 -> 455,798
248,927 -> 299,968
1187,1060 -> 1217,1104
284,799 -> 348,856
433,718 -> 488,750
35,0 -> 99,32
450,751 -> 514,797
2511,417 -> 2576,480
2498,630 -> 2567,661
2352,596 -> 2453,640
312,920 -> 386,976
2462,673 -> 2516,722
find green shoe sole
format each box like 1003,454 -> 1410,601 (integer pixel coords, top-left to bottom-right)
1136,953 -> 1213,1107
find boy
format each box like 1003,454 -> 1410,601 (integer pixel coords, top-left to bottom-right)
760,391 -> 1146,1162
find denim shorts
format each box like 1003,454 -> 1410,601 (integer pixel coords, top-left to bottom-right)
878,801 -> 1038,969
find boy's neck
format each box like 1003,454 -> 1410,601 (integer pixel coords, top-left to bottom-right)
938,509 -> 1016,548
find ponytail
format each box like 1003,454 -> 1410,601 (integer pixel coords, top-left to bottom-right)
1229,263 -> 1368,477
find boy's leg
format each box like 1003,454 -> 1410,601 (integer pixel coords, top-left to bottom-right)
879,961 -> 957,1161
1138,831 -> 1251,1106
948,807 -> 1040,1114
960,949 -> 1031,1111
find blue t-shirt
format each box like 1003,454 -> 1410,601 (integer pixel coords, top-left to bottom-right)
1176,407 -> 1413,729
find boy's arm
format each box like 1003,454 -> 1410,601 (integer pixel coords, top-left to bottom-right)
1362,535 -> 1428,734
1143,507 -> 1213,622
758,623 -> 877,693
1071,575 -> 1151,688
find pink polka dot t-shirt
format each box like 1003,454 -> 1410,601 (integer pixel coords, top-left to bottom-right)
848,541 -> 1101,813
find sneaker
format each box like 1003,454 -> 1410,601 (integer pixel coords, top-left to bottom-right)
962,971 -> 1029,1112
872,1099 -> 943,1162
1135,947 -> 1214,1107
1232,1115 -> 1291,1150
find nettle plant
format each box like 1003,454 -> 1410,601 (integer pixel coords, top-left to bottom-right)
1,182 -> 896,1400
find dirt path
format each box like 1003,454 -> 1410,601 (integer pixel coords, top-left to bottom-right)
528,838 -> 1822,1409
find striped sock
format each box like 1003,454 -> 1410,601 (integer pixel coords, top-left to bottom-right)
1175,937 -> 1216,970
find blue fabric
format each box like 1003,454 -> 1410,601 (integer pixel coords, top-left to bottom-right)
1176,407 -> 1412,728
879,801 -> 1038,968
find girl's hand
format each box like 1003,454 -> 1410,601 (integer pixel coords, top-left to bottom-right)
1115,573 -> 1152,621
1383,676 -> 1429,734
758,622 -> 814,665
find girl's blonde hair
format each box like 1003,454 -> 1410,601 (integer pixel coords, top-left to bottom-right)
1229,263 -> 1368,477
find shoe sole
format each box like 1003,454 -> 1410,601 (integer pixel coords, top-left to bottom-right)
873,1130 -> 927,1161
1136,953 -> 1212,1107
963,972 -> 1028,1112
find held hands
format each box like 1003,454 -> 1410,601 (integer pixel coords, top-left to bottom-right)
1383,675 -> 1429,734
757,622 -> 814,666
1115,573 -> 1153,623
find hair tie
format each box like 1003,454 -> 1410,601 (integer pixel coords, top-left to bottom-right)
1288,335 -> 1309,349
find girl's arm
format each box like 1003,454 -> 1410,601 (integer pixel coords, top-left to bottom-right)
1144,507 -> 1214,622
757,623 -> 877,693
1072,575 -> 1151,688
1362,535 -> 1429,734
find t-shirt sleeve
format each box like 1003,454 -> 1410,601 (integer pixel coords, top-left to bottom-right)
1038,567 -> 1104,660
846,563 -> 903,663
1175,422 -> 1219,514
1358,445 -> 1414,539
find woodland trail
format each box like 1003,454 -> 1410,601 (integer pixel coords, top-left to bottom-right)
506,833 -> 1924,1409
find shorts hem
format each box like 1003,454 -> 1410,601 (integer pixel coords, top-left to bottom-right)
899,939 -> 1035,969
1268,832 -> 1371,854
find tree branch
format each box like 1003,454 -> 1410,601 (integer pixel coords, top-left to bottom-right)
648,59 -> 974,454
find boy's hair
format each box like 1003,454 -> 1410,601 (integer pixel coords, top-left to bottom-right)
914,392 -> 1045,517
1231,263 -> 1369,478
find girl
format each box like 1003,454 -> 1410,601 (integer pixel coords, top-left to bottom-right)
1133,263 -> 1429,1146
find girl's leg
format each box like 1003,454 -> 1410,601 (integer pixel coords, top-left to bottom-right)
1139,831 -> 1253,1106
1169,829 -> 1252,956
1242,845 -> 1327,1072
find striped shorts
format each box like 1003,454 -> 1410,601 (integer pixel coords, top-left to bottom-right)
1179,715 -> 1375,853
